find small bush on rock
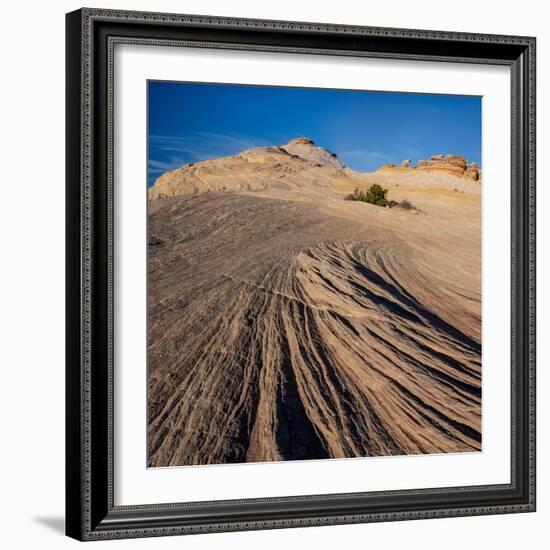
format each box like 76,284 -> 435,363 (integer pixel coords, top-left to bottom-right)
346,184 -> 388,206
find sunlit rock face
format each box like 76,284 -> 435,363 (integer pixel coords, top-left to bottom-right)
147,139 -> 482,467
377,155 -> 481,181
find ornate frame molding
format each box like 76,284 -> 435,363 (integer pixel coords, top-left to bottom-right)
66,8 -> 536,541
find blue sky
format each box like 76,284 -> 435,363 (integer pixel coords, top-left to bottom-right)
148,81 -> 481,186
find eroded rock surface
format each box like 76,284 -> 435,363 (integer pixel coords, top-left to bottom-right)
378,155 -> 481,181
147,139 -> 482,467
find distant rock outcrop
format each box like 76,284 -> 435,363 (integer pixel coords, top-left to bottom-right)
417,155 -> 478,179
378,161 -> 411,172
378,154 -> 481,181
465,162 -> 481,180
149,137 -> 353,199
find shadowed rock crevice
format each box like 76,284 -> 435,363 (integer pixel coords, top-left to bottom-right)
274,335 -> 329,460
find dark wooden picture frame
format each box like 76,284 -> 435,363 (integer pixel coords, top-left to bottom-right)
66,8 -> 536,541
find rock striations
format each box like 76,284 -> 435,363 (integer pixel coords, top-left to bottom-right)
147,138 -> 482,467
149,138 -> 355,199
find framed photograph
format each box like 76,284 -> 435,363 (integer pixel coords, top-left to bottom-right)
66,8 -> 536,541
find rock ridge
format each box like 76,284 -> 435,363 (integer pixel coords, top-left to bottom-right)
379,154 -> 481,181
149,137 -> 351,200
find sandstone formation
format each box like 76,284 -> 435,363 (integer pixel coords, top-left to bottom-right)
465,162 -> 481,180
378,154 -> 481,181
148,138 -> 482,467
417,154 -> 481,180
148,138 -> 355,200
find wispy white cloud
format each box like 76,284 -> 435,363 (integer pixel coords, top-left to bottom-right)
339,149 -> 392,171
149,130 -> 272,164
148,130 -> 276,184
148,159 -> 179,171
339,150 -> 387,161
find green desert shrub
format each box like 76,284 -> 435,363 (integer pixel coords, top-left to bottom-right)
366,184 -> 388,206
346,184 -> 388,206
345,188 -> 365,201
